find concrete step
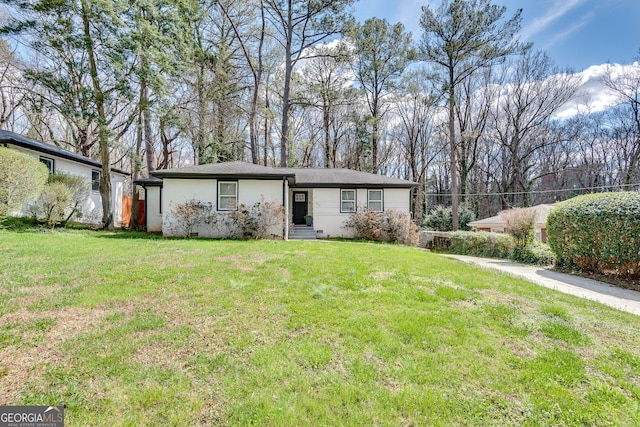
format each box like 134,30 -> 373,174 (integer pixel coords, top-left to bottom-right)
289,226 -> 317,240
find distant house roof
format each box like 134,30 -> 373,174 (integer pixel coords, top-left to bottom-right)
0,130 -> 129,176
151,161 -> 418,188
468,204 -> 555,228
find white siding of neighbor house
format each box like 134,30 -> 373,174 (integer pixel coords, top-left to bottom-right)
162,178 -> 285,238
9,145 -> 126,226
145,187 -> 162,232
308,187 -> 412,238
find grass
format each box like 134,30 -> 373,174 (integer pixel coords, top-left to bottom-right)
0,229 -> 639,426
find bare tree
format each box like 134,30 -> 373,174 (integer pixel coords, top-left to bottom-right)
601,60 -> 640,186
298,41 -> 355,168
390,71 -> 444,222
490,50 -> 580,207
420,0 -> 528,230
263,0 -> 354,166
348,18 -> 415,173
0,39 -> 26,130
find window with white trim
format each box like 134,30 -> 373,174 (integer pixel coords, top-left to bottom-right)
91,170 -> 100,192
367,189 -> 383,212
39,156 -> 54,174
218,181 -> 238,210
340,189 -> 356,213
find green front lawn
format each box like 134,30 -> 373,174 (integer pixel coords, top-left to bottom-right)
0,230 -> 639,425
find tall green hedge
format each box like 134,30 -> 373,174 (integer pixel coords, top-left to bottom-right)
449,231 -> 515,259
547,192 -> 640,277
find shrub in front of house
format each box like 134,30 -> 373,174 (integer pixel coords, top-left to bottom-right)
449,231 -> 515,258
499,208 -> 535,247
547,192 -> 640,277
0,147 -> 49,218
168,199 -> 215,237
498,207 -> 554,265
167,198 -> 285,239
237,198 -> 285,239
512,241 -> 556,265
422,204 -> 476,231
345,209 -> 420,246
28,173 -> 91,227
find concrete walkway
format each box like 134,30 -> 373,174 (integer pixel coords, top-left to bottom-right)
444,255 -> 640,316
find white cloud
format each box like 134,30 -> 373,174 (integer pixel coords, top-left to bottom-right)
543,12 -> 594,50
554,63 -> 637,118
520,0 -> 586,41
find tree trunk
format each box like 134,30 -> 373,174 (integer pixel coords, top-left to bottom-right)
81,0 -> 113,230
131,98 -> 143,230
141,65 -> 154,173
449,68 -> 459,231
279,0 -> 293,167
196,63 -> 207,164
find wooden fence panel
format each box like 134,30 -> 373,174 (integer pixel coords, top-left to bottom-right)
122,196 -> 145,228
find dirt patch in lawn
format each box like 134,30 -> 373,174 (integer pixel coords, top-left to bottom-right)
0,306 -> 112,404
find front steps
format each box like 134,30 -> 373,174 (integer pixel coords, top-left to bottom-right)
288,225 -> 317,240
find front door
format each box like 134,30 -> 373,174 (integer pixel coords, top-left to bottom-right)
292,191 -> 308,225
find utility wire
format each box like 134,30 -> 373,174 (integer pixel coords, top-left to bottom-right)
425,182 -> 640,197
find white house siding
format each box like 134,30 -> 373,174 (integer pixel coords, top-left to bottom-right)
9,145 -> 125,225
238,179 -> 284,206
145,187 -> 162,232
111,175 -> 125,227
162,178 -> 285,238
382,188 -> 412,212
310,187 -> 412,238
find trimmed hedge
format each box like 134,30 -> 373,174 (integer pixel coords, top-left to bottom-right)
512,241 -> 556,266
547,192 -> 640,277
449,231 -> 515,259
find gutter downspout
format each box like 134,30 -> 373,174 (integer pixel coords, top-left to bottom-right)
283,176 -> 289,240
143,186 -> 148,230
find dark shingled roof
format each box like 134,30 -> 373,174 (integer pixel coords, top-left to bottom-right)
134,177 -> 164,187
0,130 -> 129,175
151,161 -> 417,188
286,167 -> 417,188
152,160 -> 293,178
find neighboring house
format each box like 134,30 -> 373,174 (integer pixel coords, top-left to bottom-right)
136,161 -> 418,238
467,204 -> 554,243
0,130 -> 129,227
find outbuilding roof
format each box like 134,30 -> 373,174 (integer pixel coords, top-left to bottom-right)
150,161 -> 417,188
0,130 -> 129,175
468,204 -> 555,228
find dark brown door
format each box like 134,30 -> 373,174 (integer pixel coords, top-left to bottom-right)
292,191 -> 308,225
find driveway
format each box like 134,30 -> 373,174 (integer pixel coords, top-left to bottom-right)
444,255 -> 640,316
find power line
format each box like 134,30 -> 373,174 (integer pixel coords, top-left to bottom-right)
425,182 -> 640,197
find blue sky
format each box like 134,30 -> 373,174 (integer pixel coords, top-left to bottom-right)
352,0 -> 640,71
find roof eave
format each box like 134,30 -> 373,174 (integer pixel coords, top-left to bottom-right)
291,182 -> 417,188
1,132 -> 130,176
151,172 -> 294,180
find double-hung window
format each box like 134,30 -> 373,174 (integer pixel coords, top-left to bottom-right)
218,181 -> 238,210
91,170 -> 100,192
340,189 -> 356,213
367,189 -> 383,212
